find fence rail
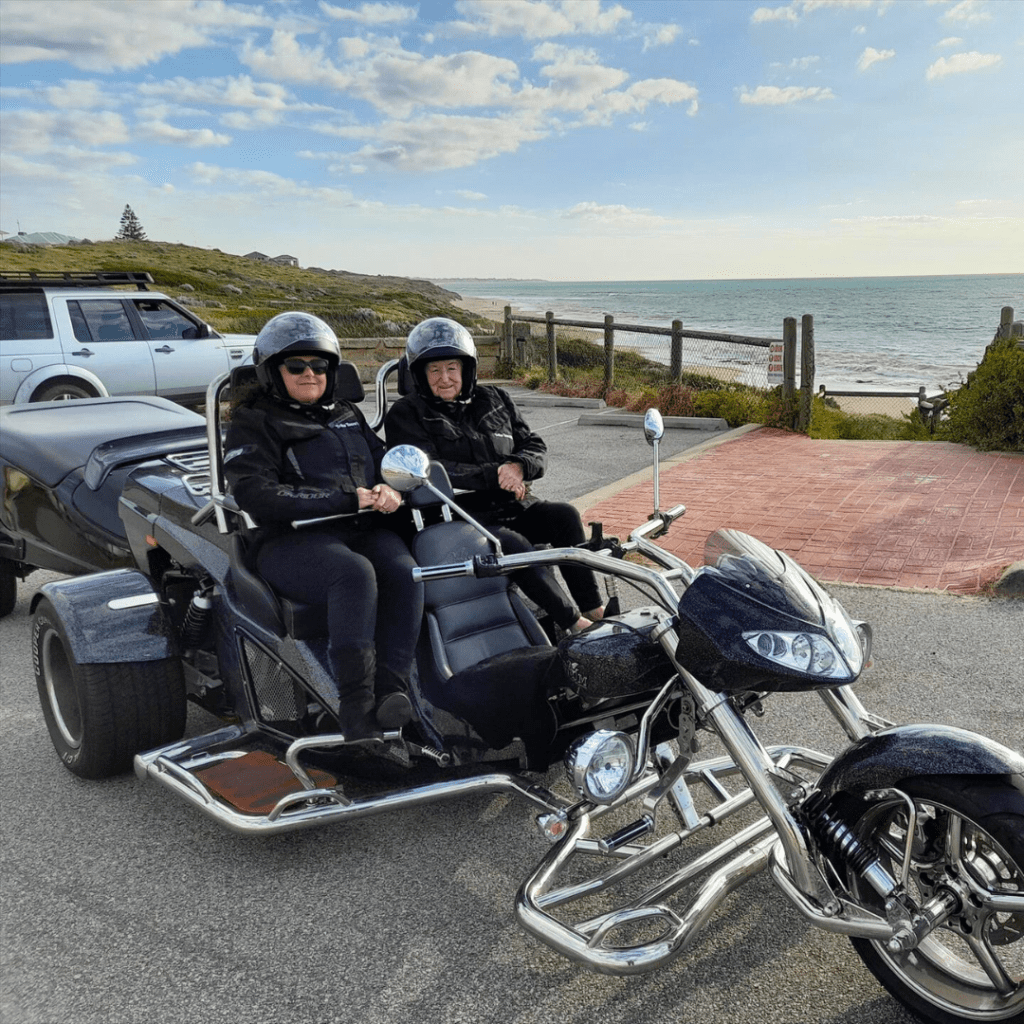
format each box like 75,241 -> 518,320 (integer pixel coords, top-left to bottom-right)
502,306 -> 812,427
495,303 -> 1017,434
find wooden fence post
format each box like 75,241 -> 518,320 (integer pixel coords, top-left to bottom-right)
503,305 -> 513,363
999,306 -> 1014,340
670,320 -> 683,381
604,314 -> 615,389
799,314 -> 814,432
546,311 -> 557,382
783,317 -> 797,427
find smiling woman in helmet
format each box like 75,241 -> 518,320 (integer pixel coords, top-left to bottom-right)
224,311 -> 422,740
385,317 -> 604,634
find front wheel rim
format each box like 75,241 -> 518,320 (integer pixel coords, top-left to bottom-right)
858,798 -> 1024,1019
41,629 -> 83,748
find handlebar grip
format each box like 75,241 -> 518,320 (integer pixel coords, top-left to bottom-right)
412,560 -> 475,583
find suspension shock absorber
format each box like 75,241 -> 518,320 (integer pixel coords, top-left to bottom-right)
180,585 -> 214,649
802,790 -> 899,900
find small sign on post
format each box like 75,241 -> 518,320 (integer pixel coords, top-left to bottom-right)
768,341 -> 785,384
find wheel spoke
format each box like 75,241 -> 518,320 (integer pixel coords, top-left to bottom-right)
964,932 -> 1017,997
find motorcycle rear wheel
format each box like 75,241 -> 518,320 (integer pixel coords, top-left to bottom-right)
33,597 -> 187,779
843,777 -> 1024,1024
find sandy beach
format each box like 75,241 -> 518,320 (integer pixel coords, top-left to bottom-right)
452,295 -> 908,417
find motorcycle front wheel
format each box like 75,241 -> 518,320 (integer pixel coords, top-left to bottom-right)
842,777 -> 1024,1024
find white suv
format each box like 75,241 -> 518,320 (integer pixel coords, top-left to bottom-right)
0,271 -> 255,406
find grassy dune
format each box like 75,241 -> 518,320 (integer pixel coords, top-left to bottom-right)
0,240 -> 493,338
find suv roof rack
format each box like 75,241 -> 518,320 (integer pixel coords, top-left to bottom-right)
0,271 -> 154,292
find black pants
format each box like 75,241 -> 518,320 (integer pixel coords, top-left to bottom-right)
490,500 -> 604,617
256,525 -> 423,694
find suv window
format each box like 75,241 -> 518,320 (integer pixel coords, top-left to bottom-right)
0,292 -> 53,341
68,300 -> 139,343
131,299 -> 198,340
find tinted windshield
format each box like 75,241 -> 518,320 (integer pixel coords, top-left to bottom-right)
701,528 -> 826,624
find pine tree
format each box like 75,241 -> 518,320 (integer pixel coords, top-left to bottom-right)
115,204 -> 147,241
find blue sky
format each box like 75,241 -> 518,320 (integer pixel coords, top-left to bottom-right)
1,0 -> 1020,280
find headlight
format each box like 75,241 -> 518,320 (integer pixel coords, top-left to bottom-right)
565,730 -> 635,804
742,630 -> 853,680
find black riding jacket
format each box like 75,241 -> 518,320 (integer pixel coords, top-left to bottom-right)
384,385 -> 546,519
224,392 -> 384,538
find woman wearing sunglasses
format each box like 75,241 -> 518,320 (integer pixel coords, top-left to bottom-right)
224,311 -> 421,741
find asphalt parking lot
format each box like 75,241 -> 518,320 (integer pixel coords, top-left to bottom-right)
1,395 -> 1021,1024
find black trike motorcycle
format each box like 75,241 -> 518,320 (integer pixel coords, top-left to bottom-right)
0,361 -> 1021,1024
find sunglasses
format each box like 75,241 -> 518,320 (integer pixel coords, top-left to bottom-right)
281,357 -> 330,376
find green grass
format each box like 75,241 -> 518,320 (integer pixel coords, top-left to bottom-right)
0,239 -> 491,338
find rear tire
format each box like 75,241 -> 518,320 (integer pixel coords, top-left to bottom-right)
33,379 -> 95,402
0,559 -> 16,618
840,777 -> 1024,1023
32,598 -> 187,778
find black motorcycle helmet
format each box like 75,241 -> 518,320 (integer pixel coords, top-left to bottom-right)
405,317 -> 478,401
252,312 -> 342,404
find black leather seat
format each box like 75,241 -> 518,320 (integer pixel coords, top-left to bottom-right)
407,465 -> 548,682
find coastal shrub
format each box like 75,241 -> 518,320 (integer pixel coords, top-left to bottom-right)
809,397 -> 930,441
938,336 -> 1024,451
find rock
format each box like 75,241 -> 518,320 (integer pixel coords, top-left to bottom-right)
991,561 -> 1024,598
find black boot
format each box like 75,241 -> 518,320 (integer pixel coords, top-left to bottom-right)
374,666 -> 415,730
330,644 -> 381,742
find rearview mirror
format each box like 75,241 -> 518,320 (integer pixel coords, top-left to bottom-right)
381,444 -> 431,492
644,408 -> 664,446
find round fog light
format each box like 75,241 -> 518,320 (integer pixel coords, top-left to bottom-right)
565,730 -> 635,804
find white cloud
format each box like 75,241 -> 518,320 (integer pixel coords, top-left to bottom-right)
137,121 -> 232,147
942,0 -> 992,26
751,5 -> 799,23
313,111 -> 550,170
451,0 -> 633,38
319,2 -> 417,25
137,75 -> 329,128
240,30 -> 356,92
738,85 -> 836,105
561,201 -> 667,229
857,46 -> 895,71
186,162 -> 356,203
925,51 -> 1002,80
642,24 -> 681,51
43,80 -> 112,109
752,1 -> 890,25
0,0 -> 274,71
2,109 -> 130,152
937,37 -> 964,48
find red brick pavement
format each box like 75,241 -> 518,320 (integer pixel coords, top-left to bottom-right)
582,429 -> 1024,594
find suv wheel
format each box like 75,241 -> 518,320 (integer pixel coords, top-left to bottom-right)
33,379 -> 96,402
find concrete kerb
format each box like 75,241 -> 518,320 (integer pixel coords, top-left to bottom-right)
569,423 -> 762,515
577,410 -> 731,432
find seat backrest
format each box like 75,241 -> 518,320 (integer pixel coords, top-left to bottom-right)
411,520 -> 548,682
397,355 -> 416,396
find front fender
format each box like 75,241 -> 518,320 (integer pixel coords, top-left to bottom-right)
33,568 -> 176,664
13,364 -> 109,403
818,724 -> 1024,800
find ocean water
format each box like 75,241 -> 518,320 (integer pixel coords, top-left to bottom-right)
441,274 -> 1022,392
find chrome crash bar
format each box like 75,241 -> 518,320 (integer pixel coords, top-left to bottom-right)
134,726 -> 572,836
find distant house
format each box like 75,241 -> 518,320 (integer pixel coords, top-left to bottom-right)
10,231 -> 83,245
243,251 -> 269,262
272,254 -> 298,267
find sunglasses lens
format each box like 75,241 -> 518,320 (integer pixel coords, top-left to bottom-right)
283,358 -> 328,375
